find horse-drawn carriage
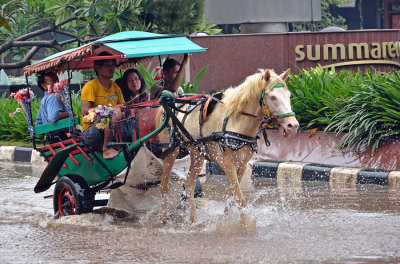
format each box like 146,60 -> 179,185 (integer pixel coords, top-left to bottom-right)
22,31 -> 299,222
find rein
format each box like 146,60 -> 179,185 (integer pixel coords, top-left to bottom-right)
159,76 -> 296,159
240,80 -> 296,146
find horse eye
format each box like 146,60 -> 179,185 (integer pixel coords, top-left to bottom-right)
269,95 -> 277,101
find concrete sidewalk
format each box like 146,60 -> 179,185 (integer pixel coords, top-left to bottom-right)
1,145 -> 399,189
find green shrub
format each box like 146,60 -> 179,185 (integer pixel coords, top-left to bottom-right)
0,93 -> 39,142
180,65 -> 209,93
325,71 -> 400,153
288,66 -> 400,153
0,91 -> 81,144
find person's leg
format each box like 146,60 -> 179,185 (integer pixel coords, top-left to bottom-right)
102,125 -> 119,159
83,121 -> 104,151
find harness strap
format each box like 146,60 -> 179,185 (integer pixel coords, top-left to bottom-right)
161,101 -> 208,160
181,103 -> 200,125
240,111 -> 274,147
218,117 -> 258,153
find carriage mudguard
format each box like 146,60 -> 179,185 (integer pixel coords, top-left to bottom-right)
34,144 -> 78,193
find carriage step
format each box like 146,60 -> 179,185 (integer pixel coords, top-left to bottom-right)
94,199 -> 109,207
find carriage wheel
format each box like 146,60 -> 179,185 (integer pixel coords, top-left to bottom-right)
53,175 -> 94,217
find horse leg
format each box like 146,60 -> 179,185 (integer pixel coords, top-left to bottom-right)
218,160 -> 247,210
236,162 -> 247,183
160,147 -> 180,223
184,149 -> 204,223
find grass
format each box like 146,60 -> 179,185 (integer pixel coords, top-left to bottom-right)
0,140 -> 32,147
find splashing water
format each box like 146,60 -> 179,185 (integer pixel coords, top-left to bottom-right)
1,164 -> 400,263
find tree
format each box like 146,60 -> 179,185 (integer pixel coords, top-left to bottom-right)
0,0 -> 220,71
289,0 -> 348,32
141,0 -> 221,34
0,0 -> 146,70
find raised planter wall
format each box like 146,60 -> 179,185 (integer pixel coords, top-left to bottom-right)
256,130 -> 400,171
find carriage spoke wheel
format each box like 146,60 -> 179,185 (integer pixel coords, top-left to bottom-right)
57,186 -> 76,216
53,175 -> 94,218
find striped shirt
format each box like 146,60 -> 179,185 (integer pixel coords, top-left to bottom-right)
36,93 -> 68,125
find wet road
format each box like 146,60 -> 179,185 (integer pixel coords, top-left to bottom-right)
1,162 -> 400,263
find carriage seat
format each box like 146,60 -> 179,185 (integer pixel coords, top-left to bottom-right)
34,116 -> 81,144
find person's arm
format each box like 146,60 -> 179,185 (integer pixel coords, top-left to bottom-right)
58,112 -> 70,120
47,95 -> 69,123
150,83 -> 162,99
81,81 -> 96,116
35,111 -> 43,126
169,53 -> 190,93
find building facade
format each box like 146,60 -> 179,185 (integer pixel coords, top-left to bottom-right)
335,0 -> 400,30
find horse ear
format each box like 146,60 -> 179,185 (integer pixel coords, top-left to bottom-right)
264,70 -> 270,82
279,69 -> 290,81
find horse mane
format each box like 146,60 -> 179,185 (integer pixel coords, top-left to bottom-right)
223,69 -> 278,117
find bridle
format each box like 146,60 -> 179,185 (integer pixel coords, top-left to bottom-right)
257,79 -> 296,120
240,77 -> 296,146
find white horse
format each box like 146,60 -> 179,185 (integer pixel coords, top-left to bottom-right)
156,69 -> 299,223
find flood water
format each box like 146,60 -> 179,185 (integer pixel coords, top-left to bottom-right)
1,162 -> 400,263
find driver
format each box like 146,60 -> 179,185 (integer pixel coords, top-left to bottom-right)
150,53 -> 189,99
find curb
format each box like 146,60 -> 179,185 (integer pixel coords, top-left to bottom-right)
207,160 -> 400,188
0,146 -> 46,165
1,145 -> 400,189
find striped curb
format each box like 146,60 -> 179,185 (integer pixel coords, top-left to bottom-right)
1,145 -> 400,189
0,146 -> 46,165
207,160 -> 400,188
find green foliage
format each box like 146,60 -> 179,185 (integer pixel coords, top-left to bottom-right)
1,0 -> 48,58
325,72 -> 400,153
1,0 -> 219,68
138,62 -> 157,90
0,91 -> 81,143
180,65 -> 209,93
290,0 -> 347,31
140,0 -> 221,34
0,93 -> 39,142
70,91 -> 82,118
288,66 -> 400,153
0,14 -> 11,32
288,66 -> 361,129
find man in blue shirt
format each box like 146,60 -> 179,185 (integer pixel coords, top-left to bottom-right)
35,71 -> 70,142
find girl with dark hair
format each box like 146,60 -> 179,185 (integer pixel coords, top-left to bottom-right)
118,69 -> 149,104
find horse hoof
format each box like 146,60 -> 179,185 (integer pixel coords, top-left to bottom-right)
159,215 -> 168,224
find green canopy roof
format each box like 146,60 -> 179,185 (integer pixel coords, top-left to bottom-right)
24,31 -> 206,75
96,31 -> 206,58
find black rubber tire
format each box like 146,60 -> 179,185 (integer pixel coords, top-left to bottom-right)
53,175 -> 94,217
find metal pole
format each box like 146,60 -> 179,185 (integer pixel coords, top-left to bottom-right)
25,75 -> 36,149
67,62 -> 74,115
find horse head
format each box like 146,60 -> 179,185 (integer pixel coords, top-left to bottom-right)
261,69 -> 299,137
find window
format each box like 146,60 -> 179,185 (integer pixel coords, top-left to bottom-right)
377,0 -> 400,28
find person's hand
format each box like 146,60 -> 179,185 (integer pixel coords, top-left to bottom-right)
183,53 -> 191,64
116,104 -> 126,109
114,104 -> 126,120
